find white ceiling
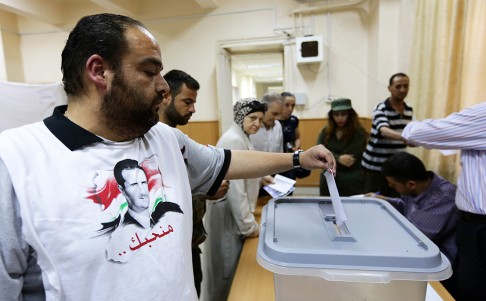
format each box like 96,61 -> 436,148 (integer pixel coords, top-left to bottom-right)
1,0 -> 284,83
231,52 -> 283,83
225,42 -> 285,84
0,0 -> 219,26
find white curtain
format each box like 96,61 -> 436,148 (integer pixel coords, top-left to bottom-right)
407,0 -> 486,183
0,81 -> 67,133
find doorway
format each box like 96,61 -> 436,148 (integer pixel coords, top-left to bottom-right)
216,38 -> 286,134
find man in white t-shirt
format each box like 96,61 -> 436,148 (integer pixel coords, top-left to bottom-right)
0,13 -> 335,301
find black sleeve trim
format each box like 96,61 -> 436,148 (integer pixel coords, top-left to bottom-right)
206,149 -> 231,196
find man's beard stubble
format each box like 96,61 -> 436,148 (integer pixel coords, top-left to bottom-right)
100,72 -> 162,140
165,101 -> 190,127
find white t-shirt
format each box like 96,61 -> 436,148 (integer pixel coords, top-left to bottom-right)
0,106 -> 228,301
249,121 -> 283,153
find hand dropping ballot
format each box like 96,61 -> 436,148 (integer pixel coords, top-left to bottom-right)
263,174 -> 296,198
323,171 -> 348,227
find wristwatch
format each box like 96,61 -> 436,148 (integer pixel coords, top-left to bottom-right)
293,150 -> 303,169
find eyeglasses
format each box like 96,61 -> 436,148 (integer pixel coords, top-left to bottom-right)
245,100 -> 267,112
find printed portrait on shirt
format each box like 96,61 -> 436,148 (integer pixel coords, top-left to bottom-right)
86,155 -> 183,263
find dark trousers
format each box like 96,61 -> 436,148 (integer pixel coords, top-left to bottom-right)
192,246 -> 202,297
455,215 -> 486,301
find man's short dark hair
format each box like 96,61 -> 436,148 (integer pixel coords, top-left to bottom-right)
114,159 -> 144,189
163,69 -> 200,100
61,13 -> 146,97
382,152 -> 428,183
389,73 -> 409,86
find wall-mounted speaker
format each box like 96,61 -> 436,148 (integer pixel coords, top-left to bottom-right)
295,36 -> 323,64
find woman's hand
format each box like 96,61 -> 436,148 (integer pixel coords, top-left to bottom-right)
260,175 -> 274,186
338,154 -> 355,167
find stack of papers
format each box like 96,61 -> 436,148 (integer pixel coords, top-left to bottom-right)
263,174 -> 296,198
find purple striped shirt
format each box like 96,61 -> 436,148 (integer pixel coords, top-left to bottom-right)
386,173 -> 457,261
402,102 -> 486,214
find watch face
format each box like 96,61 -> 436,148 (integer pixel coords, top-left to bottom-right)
293,150 -> 302,168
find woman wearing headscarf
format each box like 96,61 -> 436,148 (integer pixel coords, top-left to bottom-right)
317,98 -> 368,196
202,98 -> 267,301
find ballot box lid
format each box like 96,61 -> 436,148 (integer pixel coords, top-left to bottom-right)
257,197 -> 452,282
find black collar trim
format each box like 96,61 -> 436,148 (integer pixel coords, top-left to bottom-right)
43,105 -> 103,151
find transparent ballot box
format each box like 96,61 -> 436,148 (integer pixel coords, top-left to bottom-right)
257,197 -> 451,301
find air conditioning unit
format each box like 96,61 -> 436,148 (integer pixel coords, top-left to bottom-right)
295,36 -> 323,64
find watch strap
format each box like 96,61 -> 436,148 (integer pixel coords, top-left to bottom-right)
293,150 -> 303,169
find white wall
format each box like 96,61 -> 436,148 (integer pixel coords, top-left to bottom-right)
18,17 -> 68,83
0,10 -> 24,81
0,0 -> 415,120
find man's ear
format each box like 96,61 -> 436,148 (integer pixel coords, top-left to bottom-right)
406,180 -> 416,190
162,93 -> 172,105
86,54 -> 110,90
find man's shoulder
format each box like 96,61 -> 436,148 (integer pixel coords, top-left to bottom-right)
149,122 -> 187,146
152,122 -> 178,134
374,99 -> 390,110
429,173 -> 457,195
280,115 -> 299,125
433,173 -> 456,187
251,126 -> 267,137
219,129 -> 249,149
0,121 -> 45,139
403,101 -> 413,111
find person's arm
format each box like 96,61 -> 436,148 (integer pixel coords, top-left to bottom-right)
316,128 -> 346,168
0,159 -> 45,301
317,127 -> 358,168
379,126 -> 406,141
406,182 -> 457,241
225,144 -> 335,180
402,102 -> 486,150
170,127 -> 229,195
206,180 -> 230,200
373,104 -> 405,141
293,127 -> 301,150
339,127 -> 369,167
275,122 -> 284,153
384,196 -> 405,212
366,193 -> 405,213
316,128 -> 325,145
170,126 -> 335,185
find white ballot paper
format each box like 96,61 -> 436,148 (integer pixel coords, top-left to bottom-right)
263,174 -> 296,198
324,171 -> 347,227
